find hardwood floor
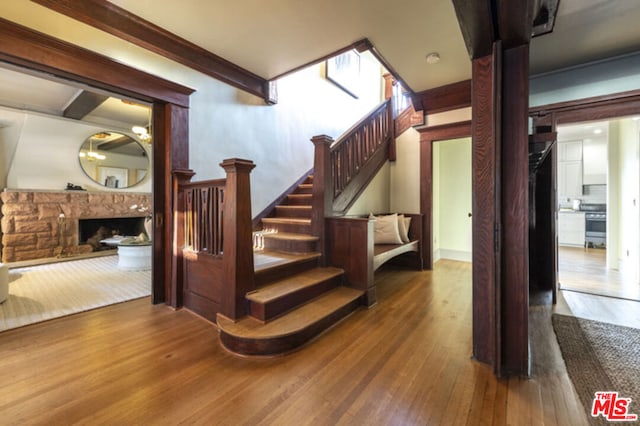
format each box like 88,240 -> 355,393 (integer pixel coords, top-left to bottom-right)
0,260 -> 588,425
558,246 -> 640,301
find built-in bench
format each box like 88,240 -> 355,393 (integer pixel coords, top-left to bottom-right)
326,213 -> 424,306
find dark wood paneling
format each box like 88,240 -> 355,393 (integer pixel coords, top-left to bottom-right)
32,0 -> 270,102
411,80 -> 471,114
418,121 -> 472,270
500,45 -> 530,376
0,18 -> 193,107
451,0 -> 495,59
471,48 -> 500,372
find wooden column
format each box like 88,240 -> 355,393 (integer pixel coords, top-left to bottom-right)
500,44 -> 530,376
171,169 -> 196,309
153,102 -> 189,306
311,135 -> 334,262
471,46 -> 501,371
220,158 -> 256,320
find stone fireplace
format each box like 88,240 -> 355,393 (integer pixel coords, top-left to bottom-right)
0,190 -> 152,263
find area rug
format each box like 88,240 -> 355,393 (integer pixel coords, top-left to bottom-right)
553,314 -> 640,425
0,255 -> 151,332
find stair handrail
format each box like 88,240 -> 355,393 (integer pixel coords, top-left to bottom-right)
311,99 -> 394,259
173,158 -> 256,320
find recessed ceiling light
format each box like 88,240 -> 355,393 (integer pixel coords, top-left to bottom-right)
632,116 -> 640,121
426,52 -> 440,64
593,129 -> 603,134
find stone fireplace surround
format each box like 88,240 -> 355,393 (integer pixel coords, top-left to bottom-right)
1,190 -> 152,263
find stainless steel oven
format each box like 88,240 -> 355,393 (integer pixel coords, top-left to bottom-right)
582,203 -> 606,248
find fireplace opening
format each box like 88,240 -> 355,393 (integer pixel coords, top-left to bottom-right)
79,217 -> 146,251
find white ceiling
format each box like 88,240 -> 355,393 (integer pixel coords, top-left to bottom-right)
0,0 -> 639,125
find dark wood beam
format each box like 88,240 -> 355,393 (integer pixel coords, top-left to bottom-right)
32,0 -> 272,103
63,90 -> 108,120
496,0 -> 534,48
411,80 -> 471,114
0,18 -> 193,107
452,0 -> 496,59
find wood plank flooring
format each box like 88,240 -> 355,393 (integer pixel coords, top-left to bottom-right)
0,260 -> 588,425
558,246 -> 640,301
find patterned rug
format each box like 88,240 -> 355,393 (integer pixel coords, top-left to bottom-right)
553,314 -> 640,425
0,255 -> 151,332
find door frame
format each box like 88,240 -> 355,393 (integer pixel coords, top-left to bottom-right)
530,88 -> 640,299
0,18 -> 194,306
418,121 -> 472,269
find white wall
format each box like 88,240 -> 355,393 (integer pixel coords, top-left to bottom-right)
0,108 -> 25,190
433,137 -> 472,262
2,108 -> 152,192
390,128 -> 420,214
0,3 -> 384,216
346,162 -> 390,216
615,118 -> 640,280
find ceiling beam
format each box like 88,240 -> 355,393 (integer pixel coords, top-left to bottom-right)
32,0 -> 273,104
96,135 -> 138,151
453,0 -> 544,58
63,90 -> 108,120
0,18 -> 194,107
411,79 -> 471,113
452,0 -> 496,60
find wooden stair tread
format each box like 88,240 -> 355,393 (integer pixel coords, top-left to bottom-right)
254,250 -> 320,273
218,287 -> 362,339
276,205 -> 312,210
261,232 -> 318,242
247,267 -> 343,304
262,217 -> 311,224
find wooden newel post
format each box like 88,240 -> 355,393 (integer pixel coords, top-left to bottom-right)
170,168 -> 196,308
220,158 -> 256,320
311,135 -> 334,262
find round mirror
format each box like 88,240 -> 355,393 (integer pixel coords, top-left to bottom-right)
78,131 -> 149,188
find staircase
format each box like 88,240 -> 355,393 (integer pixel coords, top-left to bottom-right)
217,175 -> 363,356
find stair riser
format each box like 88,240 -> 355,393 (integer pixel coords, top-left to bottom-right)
263,237 -> 317,253
275,206 -> 312,218
249,275 -> 342,321
264,222 -> 311,234
286,195 -> 312,206
295,186 -> 313,195
254,257 -> 319,287
220,297 -> 361,356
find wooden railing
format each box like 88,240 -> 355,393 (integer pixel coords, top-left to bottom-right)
312,99 -> 394,218
173,158 -> 256,321
311,100 -> 394,259
182,179 -> 226,255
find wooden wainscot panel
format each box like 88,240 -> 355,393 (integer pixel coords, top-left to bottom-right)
183,251 -> 223,322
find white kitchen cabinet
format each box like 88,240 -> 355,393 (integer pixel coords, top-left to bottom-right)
559,141 -> 583,162
558,160 -> 583,201
558,211 -> 585,247
582,139 -> 607,185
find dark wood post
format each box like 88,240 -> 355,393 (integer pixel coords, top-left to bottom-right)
170,169 -> 196,308
220,158 -> 256,320
311,135 -> 334,262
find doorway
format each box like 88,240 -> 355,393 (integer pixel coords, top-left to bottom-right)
557,116 -> 640,301
432,137 -> 473,263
